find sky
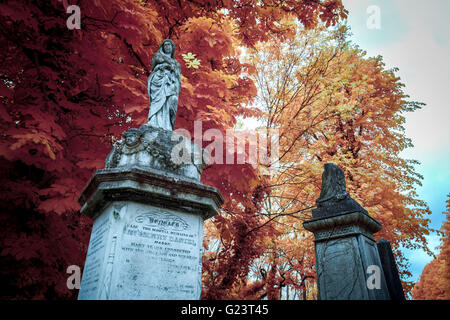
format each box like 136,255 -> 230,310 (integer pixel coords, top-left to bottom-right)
342,0 -> 450,284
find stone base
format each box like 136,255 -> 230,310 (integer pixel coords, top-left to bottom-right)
304,211 -> 390,300
78,201 -> 204,299
377,238 -> 406,300
79,166 -> 222,220
77,166 -> 223,300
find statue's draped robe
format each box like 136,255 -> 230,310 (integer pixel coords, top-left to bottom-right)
147,51 -> 181,131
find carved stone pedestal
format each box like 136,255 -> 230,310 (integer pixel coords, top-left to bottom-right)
77,126 -> 223,300
303,163 -> 390,300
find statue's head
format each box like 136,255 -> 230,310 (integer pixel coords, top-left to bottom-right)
160,39 -> 175,58
122,128 -> 142,147
317,163 -> 347,203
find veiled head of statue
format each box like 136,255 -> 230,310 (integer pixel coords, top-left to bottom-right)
160,39 -> 175,58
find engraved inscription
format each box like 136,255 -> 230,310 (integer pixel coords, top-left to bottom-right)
113,203 -> 203,299
135,210 -> 190,231
78,210 -> 110,299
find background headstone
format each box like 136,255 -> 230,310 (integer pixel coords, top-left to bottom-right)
303,163 -> 391,300
377,238 -> 406,300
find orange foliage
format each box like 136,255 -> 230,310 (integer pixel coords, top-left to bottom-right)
413,194 -> 450,300
240,25 -> 433,298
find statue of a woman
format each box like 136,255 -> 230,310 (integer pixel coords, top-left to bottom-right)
147,39 -> 181,131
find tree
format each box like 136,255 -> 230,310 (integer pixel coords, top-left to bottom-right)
0,0 -> 346,299
241,24 -> 433,298
413,194 -> 450,300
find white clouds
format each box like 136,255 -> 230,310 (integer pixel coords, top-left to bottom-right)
382,1 -> 450,157
344,0 -> 450,158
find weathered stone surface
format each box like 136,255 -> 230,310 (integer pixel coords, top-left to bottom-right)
304,211 -> 382,242
304,212 -> 389,300
377,238 -> 406,300
78,201 -> 205,299
312,163 -> 368,219
317,162 -> 348,202
314,237 -> 368,299
303,163 -> 390,300
77,166 -> 223,300
105,124 -> 207,181
79,148 -> 222,300
79,166 -> 223,221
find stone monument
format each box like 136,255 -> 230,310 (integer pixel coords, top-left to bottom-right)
303,163 -> 390,300
77,40 -> 223,300
377,238 -> 406,300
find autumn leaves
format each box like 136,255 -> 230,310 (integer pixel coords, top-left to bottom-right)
0,0 -> 431,299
